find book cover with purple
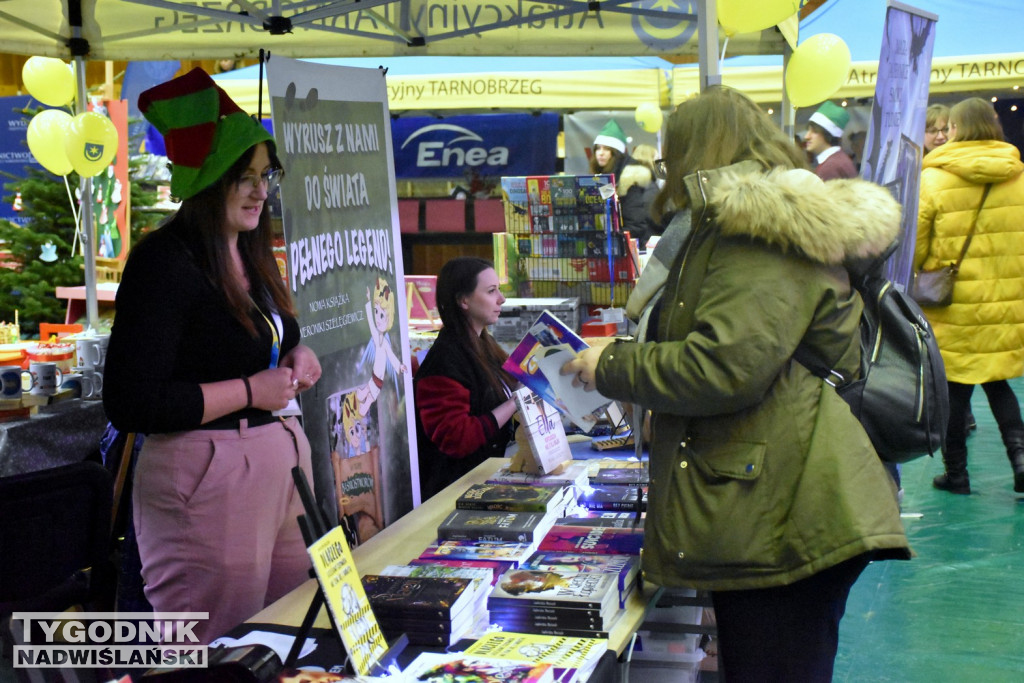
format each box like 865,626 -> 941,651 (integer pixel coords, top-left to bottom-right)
502,310 -> 612,432
488,567 -> 620,615
438,509 -> 556,545
577,484 -> 647,512
418,539 -> 537,566
538,524 -> 644,556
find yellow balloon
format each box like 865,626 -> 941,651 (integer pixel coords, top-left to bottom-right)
22,57 -> 76,107
27,109 -> 74,176
635,103 -> 664,133
717,0 -> 799,36
785,33 -> 852,108
64,112 -> 118,177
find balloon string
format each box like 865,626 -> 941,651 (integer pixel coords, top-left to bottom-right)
720,36 -> 730,64
64,175 -> 82,256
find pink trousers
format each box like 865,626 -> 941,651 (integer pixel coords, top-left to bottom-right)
133,417 -> 313,643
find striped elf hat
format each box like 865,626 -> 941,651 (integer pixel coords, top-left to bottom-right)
138,67 -> 272,200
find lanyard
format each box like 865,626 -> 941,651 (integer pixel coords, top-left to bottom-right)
251,298 -> 281,369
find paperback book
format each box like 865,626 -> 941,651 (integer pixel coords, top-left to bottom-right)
402,651 -> 555,683
555,512 -> 642,527
589,465 -> 649,486
409,558 -> 514,586
522,551 -> 639,604
464,630 -> 608,683
487,605 -> 609,631
456,483 -> 571,514
577,484 -> 647,512
418,539 -> 538,566
438,509 -> 557,545
512,386 -> 573,474
487,567 -> 620,614
487,462 -> 591,489
502,310 -> 613,432
361,574 -> 475,621
538,523 -> 644,556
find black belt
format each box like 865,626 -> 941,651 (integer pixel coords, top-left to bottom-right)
198,410 -> 282,431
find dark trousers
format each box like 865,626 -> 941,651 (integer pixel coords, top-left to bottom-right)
947,380 -> 1024,452
710,553 -> 872,683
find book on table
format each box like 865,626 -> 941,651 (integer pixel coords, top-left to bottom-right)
555,511 -> 643,527
437,509 -> 557,545
487,461 -> 591,489
538,522 -> 644,556
417,539 -> 538,567
401,650 -> 556,683
502,309 -> 613,432
577,483 -> 647,512
487,566 -> 621,615
361,574 -> 475,621
521,550 -> 639,604
408,557 -> 514,585
456,482 -> 572,515
377,563 -> 494,616
588,464 -> 649,486
463,630 -> 608,683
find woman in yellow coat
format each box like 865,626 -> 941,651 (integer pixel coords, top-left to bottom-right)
916,97 -> 1024,494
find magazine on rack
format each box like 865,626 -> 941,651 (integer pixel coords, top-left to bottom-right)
502,310 -> 613,432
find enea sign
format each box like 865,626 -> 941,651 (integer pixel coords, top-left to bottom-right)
390,113 -> 558,179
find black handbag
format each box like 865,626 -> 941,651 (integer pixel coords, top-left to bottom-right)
911,184 -> 992,307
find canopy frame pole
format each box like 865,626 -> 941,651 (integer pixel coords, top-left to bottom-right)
696,0 -> 721,90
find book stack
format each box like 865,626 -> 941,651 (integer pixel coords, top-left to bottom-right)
486,565 -> 623,639
402,651 -> 556,683
361,574 -> 477,647
464,630 -> 609,683
378,564 -> 493,638
588,463 -> 649,487
521,550 -> 640,608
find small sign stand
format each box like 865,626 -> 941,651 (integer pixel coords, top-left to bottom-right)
288,467 -> 408,675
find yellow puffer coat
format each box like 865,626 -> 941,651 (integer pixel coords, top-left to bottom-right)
916,140 -> 1024,384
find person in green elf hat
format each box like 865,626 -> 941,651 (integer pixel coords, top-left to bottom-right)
804,101 -> 858,180
590,119 -> 661,249
103,67 -> 322,643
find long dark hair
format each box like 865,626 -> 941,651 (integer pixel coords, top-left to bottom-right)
164,143 -> 293,335
436,257 -> 515,395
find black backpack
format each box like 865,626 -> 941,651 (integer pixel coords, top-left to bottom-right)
796,248 -> 950,464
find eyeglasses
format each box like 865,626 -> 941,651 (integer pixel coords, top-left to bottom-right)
654,158 -> 667,176
235,168 -> 283,194
926,127 -> 950,136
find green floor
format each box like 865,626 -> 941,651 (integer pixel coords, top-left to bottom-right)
833,379 -> 1024,682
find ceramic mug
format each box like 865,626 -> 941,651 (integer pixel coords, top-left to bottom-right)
75,338 -> 103,368
79,366 -> 103,399
25,361 -> 63,396
0,364 -> 27,400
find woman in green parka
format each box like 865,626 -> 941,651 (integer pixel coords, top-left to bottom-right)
563,87 -> 912,682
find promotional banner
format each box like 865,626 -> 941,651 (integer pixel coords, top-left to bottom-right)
390,113 -> 558,179
860,1 -> 937,287
268,57 -> 418,547
0,96 -> 39,227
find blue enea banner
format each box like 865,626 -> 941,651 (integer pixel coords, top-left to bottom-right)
0,96 -> 39,227
390,113 -> 558,179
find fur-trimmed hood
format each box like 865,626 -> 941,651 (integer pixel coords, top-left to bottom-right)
618,162 -> 655,196
701,165 -> 901,267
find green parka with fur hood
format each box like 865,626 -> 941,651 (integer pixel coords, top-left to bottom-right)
595,162 -> 913,591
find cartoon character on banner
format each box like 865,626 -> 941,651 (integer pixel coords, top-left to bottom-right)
354,276 -> 407,417
93,166 -> 123,257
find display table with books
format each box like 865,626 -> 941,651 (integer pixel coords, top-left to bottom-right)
243,457 -> 656,662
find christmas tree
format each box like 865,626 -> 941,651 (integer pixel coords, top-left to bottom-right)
0,145 -> 162,338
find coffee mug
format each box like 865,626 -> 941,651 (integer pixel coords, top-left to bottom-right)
25,361 -> 63,396
75,338 -> 103,368
61,372 -> 83,398
79,366 -> 103,399
0,364 -> 27,401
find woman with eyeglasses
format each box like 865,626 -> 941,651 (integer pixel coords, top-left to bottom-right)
104,69 -> 321,643
924,103 -> 950,154
917,97 -> 1024,496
